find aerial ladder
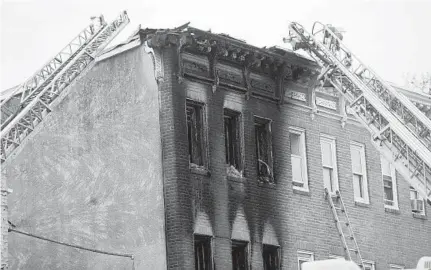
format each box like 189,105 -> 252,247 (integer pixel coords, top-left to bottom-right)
287,22 -> 431,268
0,11 -> 130,163
287,22 -> 431,205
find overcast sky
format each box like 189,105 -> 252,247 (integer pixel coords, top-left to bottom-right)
1,0 -> 430,91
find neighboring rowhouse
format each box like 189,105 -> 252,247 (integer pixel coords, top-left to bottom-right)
1,25 -> 431,270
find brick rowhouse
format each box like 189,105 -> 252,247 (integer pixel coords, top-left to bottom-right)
1,24 -> 431,269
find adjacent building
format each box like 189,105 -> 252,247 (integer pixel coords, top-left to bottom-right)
1,24 -> 430,269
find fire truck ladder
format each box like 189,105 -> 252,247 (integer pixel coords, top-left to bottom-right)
288,22 -> 431,206
325,188 -> 364,268
0,11 -> 130,163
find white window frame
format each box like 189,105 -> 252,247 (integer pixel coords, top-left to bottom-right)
320,134 -> 339,194
363,260 -> 375,270
297,250 -> 314,270
289,127 -> 308,191
410,187 -> 426,215
381,156 -> 398,209
350,142 -> 369,204
329,254 -> 345,260
389,264 -> 404,270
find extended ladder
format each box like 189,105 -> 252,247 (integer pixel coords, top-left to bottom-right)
325,189 -> 364,268
0,11 -> 130,163
1,15 -> 105,127
288,22 -> 431,205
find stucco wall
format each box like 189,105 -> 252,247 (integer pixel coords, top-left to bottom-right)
1,45 -> 167,270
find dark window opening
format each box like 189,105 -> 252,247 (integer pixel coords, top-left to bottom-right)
224,110 -> 241,170
195,235 -> 212,270
255,117 -> 273,182
187,101 -> 205,166
263,245 -> 280,270
232,240 -> 248,270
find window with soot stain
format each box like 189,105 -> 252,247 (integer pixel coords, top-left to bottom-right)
195,235 -> 213,270
232,240 -> 248,270
224,110 -> 241,171
255,117 -> 273,182
187,101 -> 205,166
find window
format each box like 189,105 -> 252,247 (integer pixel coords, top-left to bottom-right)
410,187 -> 425,215
297,250 -> 314,270
381,156 -> 398,208
289,127 -> 308,191
329,254 -> 345,260
187,100 -> 205,167
232,240 -> 249,270
195,235 -> 213,270
224,110 -> 241,171
263,245 -> 280,270
255,117 -> 273,183
363,260 -> 375,270
350,142 -> 369,203
320,135 -> 338,193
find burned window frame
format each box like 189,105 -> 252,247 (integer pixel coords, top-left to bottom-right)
186,99 -> 207,168
224,109 -> 243,174
254,116 -> 274,183
194,234 -> 213,270
262,244 -> 281,270
231,240 -> 249,270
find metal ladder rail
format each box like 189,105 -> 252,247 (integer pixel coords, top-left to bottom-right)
310,22 -> 431,150
328,71 -> 431,203
0,17 -> 106,124
0,11 -> 130,163
325,188 -> 365,268
288,22 -> 431,204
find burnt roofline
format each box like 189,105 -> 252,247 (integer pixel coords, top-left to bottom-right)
140,24 -> 319,71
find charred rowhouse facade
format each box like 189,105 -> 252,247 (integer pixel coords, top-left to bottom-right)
2,24 -> 431,270
145,26 -> 320,270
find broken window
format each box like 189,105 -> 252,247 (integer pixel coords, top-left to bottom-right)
255,117 -> 273,182
194,235 -> 213,270
187,100 -> 205,166
224,110 -> 241,171
232,240 -> 248,270
263,245 -> 280,270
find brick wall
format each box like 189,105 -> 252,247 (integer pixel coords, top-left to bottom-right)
161,49 -> 431,269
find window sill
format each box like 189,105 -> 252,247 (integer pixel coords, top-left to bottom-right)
384,207 -> 400,215
293,187 -> 311,196
354,201 -> 370,208
227,174 -> 246,183
258,180 -> 276,189
412,212 -> 427,220
190,164 -> 211,176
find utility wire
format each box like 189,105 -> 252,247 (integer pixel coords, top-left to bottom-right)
9,228 -> 134,268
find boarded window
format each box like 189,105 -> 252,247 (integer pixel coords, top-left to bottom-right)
224,110 -> 241,170
187,101 -> 205,166
195,235 -> 212,270
263,245 -> 280,270
232,240 -> 248,270
255,117 -> 273,182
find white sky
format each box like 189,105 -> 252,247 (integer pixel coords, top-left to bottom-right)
1,0 -> 430,90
